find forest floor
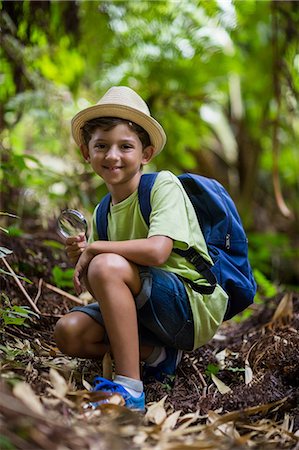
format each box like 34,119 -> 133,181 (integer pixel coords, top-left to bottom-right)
0,233 -> 299,450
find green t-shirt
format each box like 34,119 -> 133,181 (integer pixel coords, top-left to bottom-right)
90,170 -> 228,349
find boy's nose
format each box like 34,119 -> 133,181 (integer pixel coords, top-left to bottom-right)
105,145 -> 120,159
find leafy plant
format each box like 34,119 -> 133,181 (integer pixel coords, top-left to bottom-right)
0,295 -> 39,328
253,269 -> 278,300
205,363 -> 220,377
52,265 -> 74,288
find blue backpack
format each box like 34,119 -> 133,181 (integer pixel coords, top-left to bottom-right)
96,173 -> 257,320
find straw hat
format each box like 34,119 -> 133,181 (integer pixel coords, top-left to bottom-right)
71,86 -> 167,156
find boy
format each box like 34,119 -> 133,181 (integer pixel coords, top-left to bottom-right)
54,86 -> 228,411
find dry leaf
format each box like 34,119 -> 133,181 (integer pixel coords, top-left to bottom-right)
162,410 -> 181,431
271,292 -> 293,323
145,395 -> 167,425
208,410 -> 239,437
13,381 -> 44,416
82,377 -> 92,391
133,431 -> 148,445
79,291 -> 93,304
245,359 -> 253,385
176,410 -> 201,431
49,367 -> 68,398
211,373 -> 232,394
215,348 -> 230,369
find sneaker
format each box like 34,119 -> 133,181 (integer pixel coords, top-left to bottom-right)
143,348 -> 183,382
91,376 -> 145,411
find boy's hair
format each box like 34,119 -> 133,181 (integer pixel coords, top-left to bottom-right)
81,117 -> 151,149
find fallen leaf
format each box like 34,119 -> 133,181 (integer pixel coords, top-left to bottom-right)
245,359 -> 253,385
162,410 -> 181,431
271,292 -> 293,323
215,348 -> 230,369
13,381 -> 44,416
133,431 -> 148,445
177,410 -> 201,430
211,373 -> 232,394
49,367 -> 68,398
145,395 -> 167,425
82,378 -> 92,391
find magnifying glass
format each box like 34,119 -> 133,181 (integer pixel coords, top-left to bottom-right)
57,209 -> 88,239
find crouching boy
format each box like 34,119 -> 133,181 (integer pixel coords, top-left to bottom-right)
54,86 -> 228,411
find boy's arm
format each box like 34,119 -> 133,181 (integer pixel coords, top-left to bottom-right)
89,235 -> 173,266
73,235 -> 173,294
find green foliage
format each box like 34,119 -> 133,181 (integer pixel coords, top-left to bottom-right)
0,434 -> 16,450
0,268 -> 32,284
253,269 -> 278,300
227,367 -> 245,373
0,295 -> 39,328
233,308 -> 254,323
5,225 -> 23,237
248,232 -> 299,285
1,0 -> 299,285
52,265 -> 74,289
42,240 -> 64,250
205,363 -> 220,377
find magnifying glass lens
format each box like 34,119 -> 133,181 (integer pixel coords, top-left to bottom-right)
57,209 -> 88,238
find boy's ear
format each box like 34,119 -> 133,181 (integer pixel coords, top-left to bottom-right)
80,144 -> 90,162
142,146 -> 155,165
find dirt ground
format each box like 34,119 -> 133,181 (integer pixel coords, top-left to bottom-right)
1,233 -> 299,450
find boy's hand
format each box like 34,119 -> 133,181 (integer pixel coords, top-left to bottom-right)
73,247 -> 94,295
65,233 -> 87,265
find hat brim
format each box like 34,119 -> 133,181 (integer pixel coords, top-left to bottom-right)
71,104 -> 166,156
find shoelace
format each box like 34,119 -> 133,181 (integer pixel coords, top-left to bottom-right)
93,377 -> 119,391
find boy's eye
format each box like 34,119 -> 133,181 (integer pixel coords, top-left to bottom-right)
121,144 -> 133,151
94,143 -> 106,150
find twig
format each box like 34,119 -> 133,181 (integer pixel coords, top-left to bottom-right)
34,278 -> 43,304
40,313 -> 63,318
43,282 -> 86,305
1,257 -> 41,314
191,361 -> 207,388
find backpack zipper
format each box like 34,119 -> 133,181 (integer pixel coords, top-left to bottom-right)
225,233 -> 231,250
215,182 -> 232,250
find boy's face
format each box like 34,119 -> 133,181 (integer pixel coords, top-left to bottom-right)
81,124 -> 153,187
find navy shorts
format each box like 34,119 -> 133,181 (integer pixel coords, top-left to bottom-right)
71,267 -> 194,351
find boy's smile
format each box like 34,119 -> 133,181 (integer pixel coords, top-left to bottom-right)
86,124 -> 153,203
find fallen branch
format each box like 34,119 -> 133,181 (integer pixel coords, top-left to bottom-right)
34,278 -> 43,304
1,257 -> 41,314
43,282 -> 86,305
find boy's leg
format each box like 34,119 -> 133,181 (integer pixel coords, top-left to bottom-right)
136,266 -> 194,380
86,252 -> 143,380
54,310 -> 155,360
54,311 -> 109,358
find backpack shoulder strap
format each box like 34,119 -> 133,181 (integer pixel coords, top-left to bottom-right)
138,172 -> 158,227
95,193 -> 111,240
95,173 -> 158,240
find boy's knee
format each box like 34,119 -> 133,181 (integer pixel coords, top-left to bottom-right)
87,253 -> 131,282
53,313 -> 85,356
